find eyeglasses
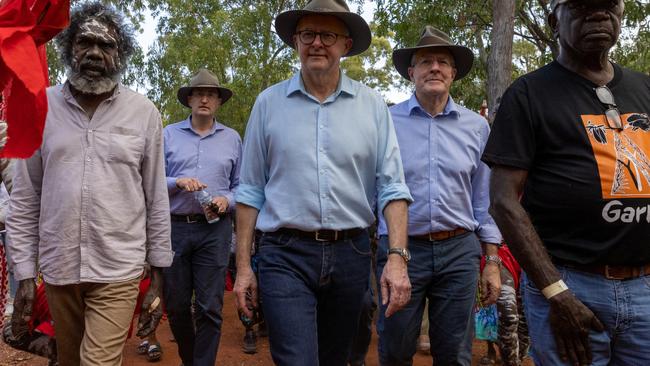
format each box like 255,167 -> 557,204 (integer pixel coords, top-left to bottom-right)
296,30 -> 348,47
595,86 -> 623,130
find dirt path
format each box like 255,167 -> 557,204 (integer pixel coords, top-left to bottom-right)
0,291 -> 533,365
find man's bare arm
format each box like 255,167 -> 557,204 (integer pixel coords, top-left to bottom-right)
489,165 -> 603,365
233,203 -> 260,318
381,199 -> 411,317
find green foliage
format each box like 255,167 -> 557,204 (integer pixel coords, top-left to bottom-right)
42,0 -> 650,131
341,23 -> 401,101
373,0 -> 650,110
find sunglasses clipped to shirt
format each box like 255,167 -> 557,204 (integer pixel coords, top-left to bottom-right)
595,86 -> 623,130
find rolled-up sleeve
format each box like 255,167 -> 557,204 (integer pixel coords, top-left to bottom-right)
375,100 -> 413,213
6,151 -> 43,280
236,96 -> 268,211
142,109 -> 173,267
473,124 -> 502,244
226,135 -> 242,211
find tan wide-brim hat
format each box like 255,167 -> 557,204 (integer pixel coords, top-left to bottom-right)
274,0 -> 371,57
177,68 -> 233,108
392,26 -> 475,81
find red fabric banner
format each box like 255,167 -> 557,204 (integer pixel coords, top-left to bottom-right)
0,0 -> 69,158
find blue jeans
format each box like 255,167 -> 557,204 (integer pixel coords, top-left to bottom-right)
522,265 -> 650,366
163,216 -> 231,366
349,279 -> 377,366
376,232 -> 481,366
258,230 -> 371,366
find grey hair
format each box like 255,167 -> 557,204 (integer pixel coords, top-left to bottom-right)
54,1 -> 136,74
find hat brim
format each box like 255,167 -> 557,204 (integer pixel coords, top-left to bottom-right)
392,44 -> 474,81
177,85 -> 233,108
275,10 -> 371,57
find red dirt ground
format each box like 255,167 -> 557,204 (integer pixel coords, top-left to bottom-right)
0,291 -> 533,366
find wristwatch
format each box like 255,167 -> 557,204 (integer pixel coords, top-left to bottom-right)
388,247 -> 411,263
484,254 -> 502,266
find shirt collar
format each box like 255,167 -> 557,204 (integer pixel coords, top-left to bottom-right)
408,93 -> 461,119
181,115 -> 224,136
286,70 -> 357,100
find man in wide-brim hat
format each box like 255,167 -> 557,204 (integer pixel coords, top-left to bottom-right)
376,25 -> 503,365
163,67 -> 242,366
233,1 -> 413,365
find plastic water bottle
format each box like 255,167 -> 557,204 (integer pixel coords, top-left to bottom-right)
195,190 -> 220,224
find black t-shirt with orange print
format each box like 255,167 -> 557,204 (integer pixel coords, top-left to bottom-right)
482,61 -> 650,265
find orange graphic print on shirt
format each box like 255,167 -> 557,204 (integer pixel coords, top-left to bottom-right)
582,113 -> 650,199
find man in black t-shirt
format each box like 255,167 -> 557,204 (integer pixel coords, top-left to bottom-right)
483,0 -> 650,365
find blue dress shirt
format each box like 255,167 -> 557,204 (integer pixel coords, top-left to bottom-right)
378,94 -> 501,244
165,117 -> 241,215
236,72 -> 413,232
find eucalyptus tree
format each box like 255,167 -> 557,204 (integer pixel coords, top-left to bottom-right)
373,0 -> 650,113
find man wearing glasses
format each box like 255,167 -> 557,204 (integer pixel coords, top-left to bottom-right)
484,0 -> 650,365
233,0 -> 413,365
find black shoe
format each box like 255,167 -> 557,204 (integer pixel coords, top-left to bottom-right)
243,329 -> 257,354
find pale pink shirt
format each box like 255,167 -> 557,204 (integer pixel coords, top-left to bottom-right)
7,83 -> 172,285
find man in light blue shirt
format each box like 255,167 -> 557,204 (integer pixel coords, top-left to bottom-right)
163,69 -> 241,366
376,26 -> 502,366
233,1 -> 412,365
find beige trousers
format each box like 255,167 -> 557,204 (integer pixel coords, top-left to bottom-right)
45,278 -> 140,366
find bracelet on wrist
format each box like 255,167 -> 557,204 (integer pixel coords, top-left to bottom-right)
541,279 -> 569,299
484,254 -> 502,266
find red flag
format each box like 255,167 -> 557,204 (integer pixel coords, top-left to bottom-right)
0,0 -> 70,158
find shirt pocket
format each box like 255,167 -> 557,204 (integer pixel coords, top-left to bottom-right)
108,126 -> 144,166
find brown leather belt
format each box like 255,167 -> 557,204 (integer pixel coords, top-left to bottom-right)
171,214 -> 207,224
410,228 -> 469,242
272,228 -> 365,242
554,258 -> 650,280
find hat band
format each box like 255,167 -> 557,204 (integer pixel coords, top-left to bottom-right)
417,36 -> 452,47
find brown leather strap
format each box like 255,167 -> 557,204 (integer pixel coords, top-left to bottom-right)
410,228 -> 469,242
553,258 -> 650,280
272,228 -> 365,242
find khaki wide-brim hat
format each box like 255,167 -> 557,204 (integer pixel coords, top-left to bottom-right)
392,26 -> 475,81
275,0 -> 371,57
177,69 -> 233,108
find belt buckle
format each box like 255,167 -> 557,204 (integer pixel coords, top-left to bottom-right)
186,216 -> 198,224
428,232 -> 434,241
604,265 -> 626,280
315,230 -> 337,242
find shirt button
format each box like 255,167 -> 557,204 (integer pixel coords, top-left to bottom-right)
320,170 -> 325,175
198,165 -> 202,168
321,194 -> 326,198
319,125 -> 324,129
86,157 -> 91,161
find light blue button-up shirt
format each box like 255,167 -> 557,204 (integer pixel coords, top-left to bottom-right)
378,94 -> 501,244
164,117 -> 241,215
236,72 -> 413,232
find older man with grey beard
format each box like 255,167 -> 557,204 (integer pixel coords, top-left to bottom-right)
6,2 -> 172,366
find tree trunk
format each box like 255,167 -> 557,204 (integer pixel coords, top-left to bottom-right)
487,0 -> 516,123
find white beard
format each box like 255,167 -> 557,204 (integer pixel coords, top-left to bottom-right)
68,71 -> 119,95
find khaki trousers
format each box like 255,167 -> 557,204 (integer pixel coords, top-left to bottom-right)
45,278 -> 140,366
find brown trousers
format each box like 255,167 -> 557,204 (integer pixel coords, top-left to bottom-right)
45,278 -> 140,366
